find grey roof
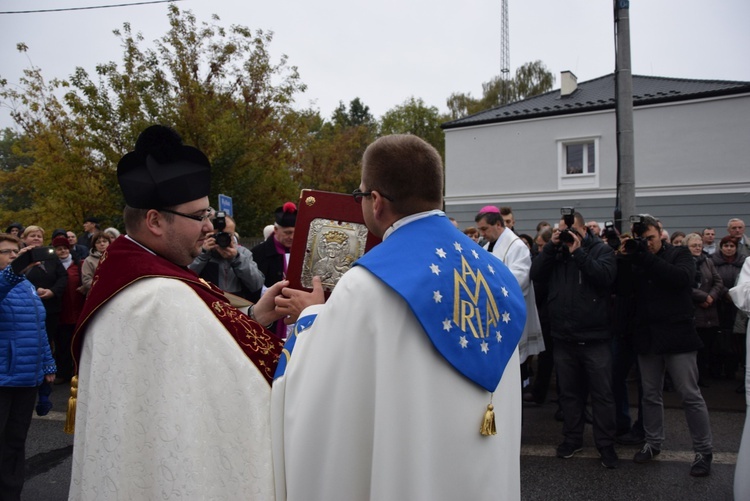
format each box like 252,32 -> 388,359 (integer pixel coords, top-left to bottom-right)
441,74 -> 750,130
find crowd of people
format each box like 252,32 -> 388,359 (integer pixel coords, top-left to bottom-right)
1,125 -> 748,499
464,211 -> 748,478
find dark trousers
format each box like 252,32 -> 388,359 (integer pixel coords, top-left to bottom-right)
554,339 -> 617,448
0,386 -> 38,501
532,321 -> 554,403
611,336 -> 644,436
54,324 -> 75,381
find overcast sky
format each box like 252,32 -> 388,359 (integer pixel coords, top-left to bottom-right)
1,0 -> 748,129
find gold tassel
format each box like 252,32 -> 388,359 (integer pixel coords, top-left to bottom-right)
64,376 -> 78,435
480,402 -> 497,436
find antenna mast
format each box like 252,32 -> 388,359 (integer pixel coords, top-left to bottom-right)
500,0 -> 510,104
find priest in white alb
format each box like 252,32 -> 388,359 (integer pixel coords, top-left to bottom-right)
272,134 -> 527,501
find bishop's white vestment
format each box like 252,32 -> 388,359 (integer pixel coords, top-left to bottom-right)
485,228 -> 545,361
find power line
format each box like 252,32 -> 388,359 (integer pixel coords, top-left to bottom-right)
0,0 -> 181,15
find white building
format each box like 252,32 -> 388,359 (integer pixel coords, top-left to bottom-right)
442,72 -> 750,236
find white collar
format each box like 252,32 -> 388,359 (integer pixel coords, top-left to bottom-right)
383,210 -> 445,241
125,234 -> 156,256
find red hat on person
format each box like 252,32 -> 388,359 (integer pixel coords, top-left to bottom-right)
274,202 -> 298,227
52,235 -> 71,249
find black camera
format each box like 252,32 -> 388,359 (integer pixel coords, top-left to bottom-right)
212,211 -> 232,248
559,207 -> 578,244
10,246 -> 57,275
603,220 -> 620,250
629,215 -> 647,237
623,237 -> 647,255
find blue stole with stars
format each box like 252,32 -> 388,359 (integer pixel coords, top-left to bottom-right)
274,313 -> 317,380
355,214 -> 526,392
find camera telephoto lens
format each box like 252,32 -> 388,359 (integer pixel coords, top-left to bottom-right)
215,232 -> 231,248
559,229 -> 575,244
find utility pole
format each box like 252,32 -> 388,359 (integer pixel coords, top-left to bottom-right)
614,0 -> 636,231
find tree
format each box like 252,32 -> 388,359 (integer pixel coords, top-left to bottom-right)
295,99 -> 376,194
446,60 -> 555,120
0,5 -> 308,235
0,128 -> 35,225
380,97 -> 447,158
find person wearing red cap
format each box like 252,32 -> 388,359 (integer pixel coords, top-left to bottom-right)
250,202 -> 298,337
50,235 -> 85,385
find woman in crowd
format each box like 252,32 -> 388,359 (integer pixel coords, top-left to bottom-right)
712,235 -> 747,386
103,227 -> 121,241
686,233 -> 724,386
21,226 -> 67,414
0,233 -> 56,499
51,235 -> 85,384
20,226 -> 67,353
80,232 -> 111,296
462,226 -> 479,243
671,231 -> 686,246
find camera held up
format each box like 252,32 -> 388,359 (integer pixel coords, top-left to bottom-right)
623,215 -> 648,254
212,211 -> 232,248
559,207 -> 579,244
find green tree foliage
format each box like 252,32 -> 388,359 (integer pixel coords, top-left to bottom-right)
0,5 -> 307,235
380,97 -> 447,159
447,60 -> 555,120
0,128 -> 35,225
295,99 -> 376,194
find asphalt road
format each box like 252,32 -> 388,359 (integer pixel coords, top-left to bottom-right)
21,373 -> 746,500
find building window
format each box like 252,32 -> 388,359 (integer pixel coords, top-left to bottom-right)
557,137 -> 599,190
565,142 -> 595,175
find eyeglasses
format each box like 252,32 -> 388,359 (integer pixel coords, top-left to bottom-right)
159,207 -> 216,222
352,188 -> 394,203
0,249 -> 20,255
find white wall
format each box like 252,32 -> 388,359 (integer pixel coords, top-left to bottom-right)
445,93 -> 750,204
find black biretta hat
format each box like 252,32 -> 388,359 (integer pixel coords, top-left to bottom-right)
117,125 -> 211,209
274,202 -> 298,228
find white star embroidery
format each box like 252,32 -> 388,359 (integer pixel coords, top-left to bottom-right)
496,331 -> 503,342
442,318 -> 452,331
471,249 -> 479,259
459,336 -> 469,348
501,286 -> 509,297
433,290 -> 443,303
453,241 -> 463,252
488,264 -> 495,275
480,341 -> 489,354
430,263 -> 441,275
435,248 -> 447,259
502,311 -> 511,323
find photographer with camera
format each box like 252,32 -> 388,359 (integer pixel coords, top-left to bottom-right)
621,214 -> 714,477
530,208 -> 619,468
189,212 -> 264,301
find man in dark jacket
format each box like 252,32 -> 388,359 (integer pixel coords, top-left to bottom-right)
624,215 -> 713,477
250,202 -> 297,337
530,211 -> 618,468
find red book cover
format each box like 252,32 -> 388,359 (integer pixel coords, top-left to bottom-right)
286,189 -> 381,293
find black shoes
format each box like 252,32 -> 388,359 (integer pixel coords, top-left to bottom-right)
633,443 -> 661,463
556,442 -> 583,459
689,452 -> 712,477
598,445 -> 619,469
615,430 -> 645,446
